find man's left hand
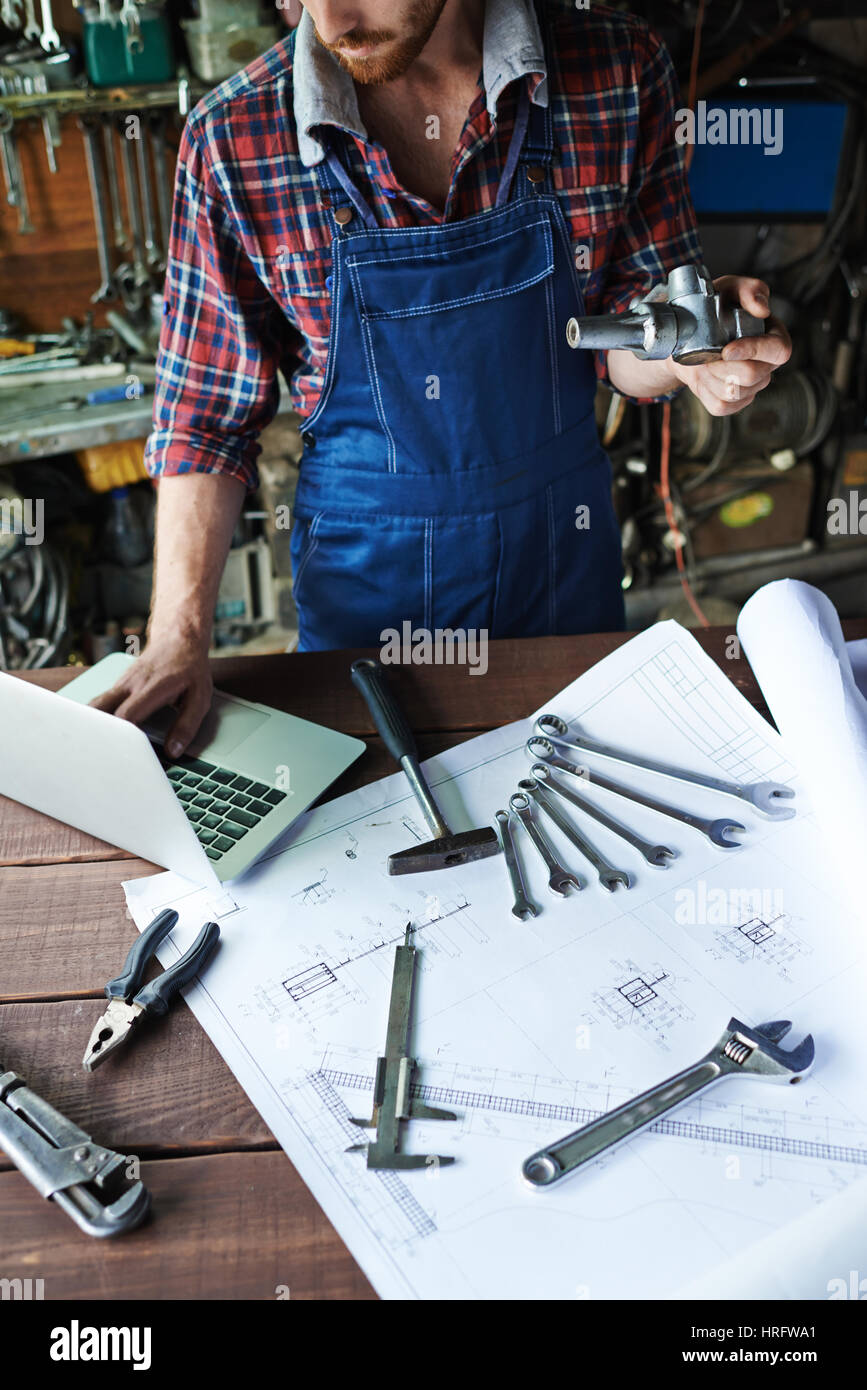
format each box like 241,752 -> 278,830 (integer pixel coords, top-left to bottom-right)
671,276 -> 792,416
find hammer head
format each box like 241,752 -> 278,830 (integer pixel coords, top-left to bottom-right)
720,1017 -> 815,1082
388,827 -> 501,876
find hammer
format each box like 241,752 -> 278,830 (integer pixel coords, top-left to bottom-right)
350,658 -> 500,875
522,1016 -> 815,1187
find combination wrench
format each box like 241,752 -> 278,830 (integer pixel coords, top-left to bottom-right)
508,792 -> 583,897
534,713 -> 795,820
102,116 -> 128,249
38,0 -> 60,50
522,1017 -> 814,1189
529,763 -> 676,867
493,809 -> 538,921
528,738 -> 745,849
517,778 -> 631,891
0,108 -> 34,233
78,115 -> 116,302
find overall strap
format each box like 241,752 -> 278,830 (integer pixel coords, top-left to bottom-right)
494,80 -> 531,207
315,136 -> 379,231
511,0 -> 556,197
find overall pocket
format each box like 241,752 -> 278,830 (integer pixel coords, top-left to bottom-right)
346,213 -> 558,475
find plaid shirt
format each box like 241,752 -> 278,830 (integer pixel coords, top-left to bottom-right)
145,1 -> 703,491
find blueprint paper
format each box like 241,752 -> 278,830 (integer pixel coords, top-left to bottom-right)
675,1174 -> 867,1300
124,620 -> 867,1300
737,580 -> 867,925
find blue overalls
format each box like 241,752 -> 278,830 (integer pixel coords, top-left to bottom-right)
290,57 -> 626,651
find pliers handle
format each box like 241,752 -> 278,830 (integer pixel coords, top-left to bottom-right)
83,909 -> 220,1070
106,908 -> 219,1015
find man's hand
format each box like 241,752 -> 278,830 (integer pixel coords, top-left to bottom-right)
90,631 -> 213,760
671,276 -> 792,416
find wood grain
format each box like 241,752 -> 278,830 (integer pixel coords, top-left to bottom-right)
1,623 -> 864,1301
0,1000 -> 272,1169
0,1150 -> 376,1300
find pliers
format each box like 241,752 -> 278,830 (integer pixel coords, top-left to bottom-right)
83,909 -> 220,1072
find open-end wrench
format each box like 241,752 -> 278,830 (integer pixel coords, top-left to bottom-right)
148,112 -> 172,254
22,0 -> 40,41
518,778 -> 631,892
522,1017 -> 814,1189
493,810 -> 538,921
1,0 -> 23,27
534,713 -> 795,820
78,115 -> 116,302
38,0 -> 60,50
528,738 -> 745,849
116,114 -> 151,304
0,108 -> 20,208
102,116 -> 128,249
135,124 -> 163,271
529,763 -> 676,868
509,791 -> 583,897
0,108 -> 34,233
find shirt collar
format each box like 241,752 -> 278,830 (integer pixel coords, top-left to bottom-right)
293,0 -> 547,169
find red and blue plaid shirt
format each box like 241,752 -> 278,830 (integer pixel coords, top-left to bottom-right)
145,0 -> 703,491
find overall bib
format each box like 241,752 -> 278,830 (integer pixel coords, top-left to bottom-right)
290,51 -> 626,651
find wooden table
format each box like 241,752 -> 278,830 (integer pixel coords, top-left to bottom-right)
2,624 -> 865,1300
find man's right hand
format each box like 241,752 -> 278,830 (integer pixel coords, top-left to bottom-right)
88,471 -> 248,758
90,633 -> 213,760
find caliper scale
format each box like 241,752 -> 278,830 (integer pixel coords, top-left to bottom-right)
348,925 -> 457,1170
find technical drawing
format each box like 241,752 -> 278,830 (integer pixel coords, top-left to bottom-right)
292,869 -> 335,906
711,911 -> 812,980
344,832 -> 358,859
284,962 -> 338,1002
589,958 -> 695,1052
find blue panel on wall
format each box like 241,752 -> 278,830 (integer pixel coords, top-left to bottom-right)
686,101 -> 848,216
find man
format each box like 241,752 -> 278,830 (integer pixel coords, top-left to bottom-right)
94,0 -> 791,755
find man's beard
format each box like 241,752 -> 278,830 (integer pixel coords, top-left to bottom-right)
316,0 -> 448,84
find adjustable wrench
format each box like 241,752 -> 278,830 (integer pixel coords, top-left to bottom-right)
509,792 -> 583,897
528,739 -> 745,849
78,115 -> 116,302
534,713 -> 795,820
517,778 -> 631,892
523,1017 -> 814,1189
493,809 -> 538,921
529,763 -> 676,868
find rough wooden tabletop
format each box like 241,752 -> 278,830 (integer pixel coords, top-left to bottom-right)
2,623 -> 864,1299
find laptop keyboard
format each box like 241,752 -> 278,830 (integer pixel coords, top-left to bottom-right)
163,755 -> 287,861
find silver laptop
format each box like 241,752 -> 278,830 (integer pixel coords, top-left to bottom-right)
0,652 -> 365,887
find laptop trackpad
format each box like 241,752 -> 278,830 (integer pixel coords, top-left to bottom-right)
144,695 -> 269,759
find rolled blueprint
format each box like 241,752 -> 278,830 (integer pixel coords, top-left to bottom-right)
737,579 -> 867,925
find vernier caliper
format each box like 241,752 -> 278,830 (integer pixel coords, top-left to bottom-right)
348,925 -> 457,1170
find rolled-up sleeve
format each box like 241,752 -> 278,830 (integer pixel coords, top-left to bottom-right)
594,27 -> 705,404
145,117 -> 293,491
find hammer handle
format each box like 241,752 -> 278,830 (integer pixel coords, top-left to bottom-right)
351,659 -> 450,840
351,659 -> 419,765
